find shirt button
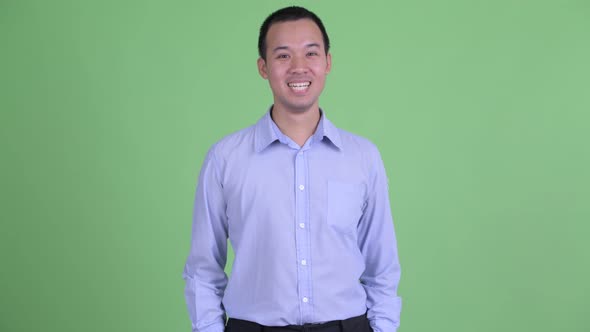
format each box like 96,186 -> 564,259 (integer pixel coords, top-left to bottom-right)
302,297 -> 309,303
299,223 -> 305,229
301,259 -> 307,266
299,185 -> 304,191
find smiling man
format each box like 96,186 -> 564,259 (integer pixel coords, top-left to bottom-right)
183,6 -> 402,332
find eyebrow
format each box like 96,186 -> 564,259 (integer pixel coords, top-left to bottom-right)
272,43 -> 322,53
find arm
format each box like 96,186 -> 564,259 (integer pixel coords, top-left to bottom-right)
358,148 -> 402,332
182,146 -> 229,332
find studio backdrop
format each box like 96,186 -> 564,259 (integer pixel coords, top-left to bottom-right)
1,1 -> 589,332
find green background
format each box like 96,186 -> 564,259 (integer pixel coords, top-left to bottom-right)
1,0 -> 589,331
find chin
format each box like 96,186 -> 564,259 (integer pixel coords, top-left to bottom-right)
287,104 -> 316,113
273,95 -> 319,114
287,99 -> 318,112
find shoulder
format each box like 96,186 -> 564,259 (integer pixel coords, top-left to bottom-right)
336,127 -> 382,160
206,124 -> 257,160
333,127 -> 391,187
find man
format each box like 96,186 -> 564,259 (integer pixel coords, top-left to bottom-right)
183,6 -> 401,332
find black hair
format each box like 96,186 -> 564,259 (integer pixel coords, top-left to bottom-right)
258,6 -> 330,60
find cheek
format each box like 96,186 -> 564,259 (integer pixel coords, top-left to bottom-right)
315,63 -> 329,75
313,70 -> 327,84
268,75 -> 280,88
268,72 -> 285,88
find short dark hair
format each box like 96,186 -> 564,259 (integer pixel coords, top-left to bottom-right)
258,6 -> 330,60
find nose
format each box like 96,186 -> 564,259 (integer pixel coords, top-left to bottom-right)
289,55 -> 308,74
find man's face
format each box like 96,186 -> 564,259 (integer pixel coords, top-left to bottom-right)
257,19 -> 332,114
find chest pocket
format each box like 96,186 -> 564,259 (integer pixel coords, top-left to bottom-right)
327,181 -> 364,234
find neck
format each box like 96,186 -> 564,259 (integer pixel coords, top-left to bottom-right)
271,105 -> 321,147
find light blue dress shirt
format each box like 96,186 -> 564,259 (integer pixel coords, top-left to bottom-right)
183,109 -> 401,332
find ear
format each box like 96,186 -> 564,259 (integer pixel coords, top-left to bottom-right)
325,52 -> 332,74
257,57 -> 269,79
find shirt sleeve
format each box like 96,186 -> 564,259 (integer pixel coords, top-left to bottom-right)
357,147 -> 402,332
182,145 -> 229,332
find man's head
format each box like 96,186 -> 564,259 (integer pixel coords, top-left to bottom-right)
257,6 -> 332,115
258,6 -> 330,61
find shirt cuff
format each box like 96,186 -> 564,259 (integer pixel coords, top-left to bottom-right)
369,318 -> 398,332
194,321 -> 225,332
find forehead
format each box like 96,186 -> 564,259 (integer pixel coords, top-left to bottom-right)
266,19 -> 324,49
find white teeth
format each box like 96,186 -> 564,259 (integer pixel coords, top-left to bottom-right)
288,82 -> 311,89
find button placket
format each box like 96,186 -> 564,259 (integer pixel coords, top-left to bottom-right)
294,150 -> 312,322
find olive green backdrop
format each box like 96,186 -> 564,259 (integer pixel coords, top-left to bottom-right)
1,0 -> 589,331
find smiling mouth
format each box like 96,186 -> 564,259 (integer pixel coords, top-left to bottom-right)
287,81 -> 311,92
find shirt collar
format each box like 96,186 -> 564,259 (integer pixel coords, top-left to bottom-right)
254,107 -> 342,152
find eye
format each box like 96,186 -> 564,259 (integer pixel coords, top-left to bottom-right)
276,54 -> 290,59
307,51 -> 319,56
